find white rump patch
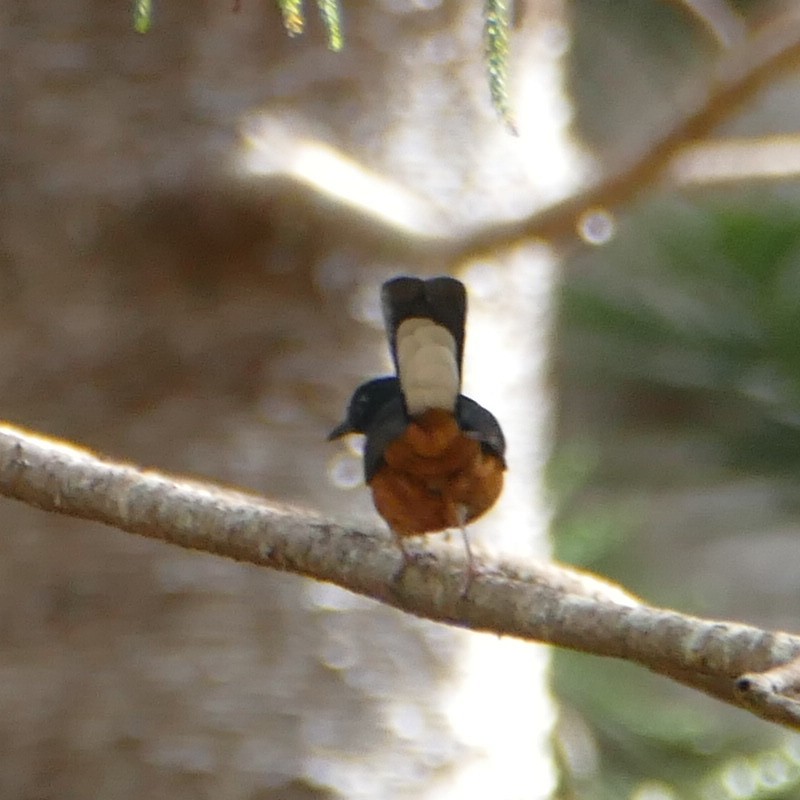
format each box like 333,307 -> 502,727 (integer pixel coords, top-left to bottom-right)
396,318 -> 459,415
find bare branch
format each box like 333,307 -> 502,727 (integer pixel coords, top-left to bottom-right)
238,8 -> 800,271
667,0 -> 747,47
737,657 -> 800,726
441,6 -> 800,264
2,422 -> 800,729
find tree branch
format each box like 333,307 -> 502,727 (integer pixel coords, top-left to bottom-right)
441,6 -> 800,264
240,8 -> 800,271
2,422 -> 800,729
668,0 -> 747,47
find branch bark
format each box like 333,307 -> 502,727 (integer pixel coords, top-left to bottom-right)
2,422 -> 800,729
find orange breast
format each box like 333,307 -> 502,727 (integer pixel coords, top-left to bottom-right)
368,409 -> 505,536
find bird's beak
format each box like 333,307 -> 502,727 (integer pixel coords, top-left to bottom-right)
327,420 -> 354,441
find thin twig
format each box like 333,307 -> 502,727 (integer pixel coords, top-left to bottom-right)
2,422 -> 800,729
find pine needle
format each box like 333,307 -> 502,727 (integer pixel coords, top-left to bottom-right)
317,0 -> 344,52
133,0 -> 152,34
484,0 -> 517,134
278,0 -> 305,37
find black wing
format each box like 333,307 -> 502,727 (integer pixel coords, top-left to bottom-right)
362,395 -> 409,482
456,395 -> 506,465
362,393 -> 505,482
380,276 -> 467,380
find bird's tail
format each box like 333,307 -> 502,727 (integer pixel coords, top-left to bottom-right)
381,276 -> 466,416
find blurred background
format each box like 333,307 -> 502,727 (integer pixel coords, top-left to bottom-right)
5,0 -> 800,798
555,3 -> 800,799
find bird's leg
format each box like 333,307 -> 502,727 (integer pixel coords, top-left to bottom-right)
455,503 -> 476,597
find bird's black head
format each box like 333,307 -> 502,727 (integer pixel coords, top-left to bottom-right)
327,376 -> 404,440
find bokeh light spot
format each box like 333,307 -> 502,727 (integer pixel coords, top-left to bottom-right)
577,206 -> 616,245
328,452 -> 363,489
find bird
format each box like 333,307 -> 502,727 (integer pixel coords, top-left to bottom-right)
328,275 -> 506,585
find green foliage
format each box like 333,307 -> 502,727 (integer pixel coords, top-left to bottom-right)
274,0 -> 517,125
277,0 -> 306,37
274,0 -> 343,51
548,441 -> 633,566
553,650 -> 800,800
562,198 -> 800,474
483,0 -> 516,132
133,0 -> 152,34
131,2 -> 514,126
554,193 -> 800,799
316,0 -> 343,52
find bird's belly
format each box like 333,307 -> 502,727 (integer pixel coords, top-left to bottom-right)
369,430 -> 504,535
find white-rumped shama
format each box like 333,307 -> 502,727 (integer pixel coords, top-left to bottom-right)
329,276 -> 506,577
